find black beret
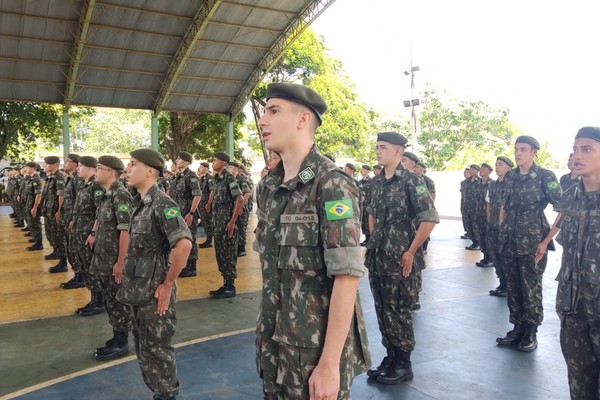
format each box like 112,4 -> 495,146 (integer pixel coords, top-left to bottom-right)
214,151 -> 230,162
402,151 -> 419,163
44,156 -> 60,165
98,155 -> 124,172
266,82 -> 328,126
24,162 -> 38,169
229,161 -> 240,168
515,135 -> 540,150
480,162 -> 493,171
66,153 -> 80,163
79,156 -> 98,168
496,156 -> 514,168
345,163 -> 356,171
373,165 -> 382,170
464,167 -> 470,171
129,149 -> 164,171
324,154 -> 336,162
377,132 -> 408,147
470,164 -> 480,170
361,164 -> 372,171
178,151 -> 193,163
575,127 -> 600,142
416,161 -> 426,168
200,161 -> 210,168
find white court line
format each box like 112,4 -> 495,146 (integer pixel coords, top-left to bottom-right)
1,327 -> 255,400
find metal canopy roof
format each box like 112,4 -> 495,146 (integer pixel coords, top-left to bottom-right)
0,0 -> 334,117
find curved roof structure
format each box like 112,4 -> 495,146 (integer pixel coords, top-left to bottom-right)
0,0 -> 335,117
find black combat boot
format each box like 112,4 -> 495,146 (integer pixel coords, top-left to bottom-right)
14,220 -> 25,227
199,236 -> 213,248
21,227 -> 29,232
411,295 -> 421,311
27,242 -> 43,251
78,292 -> 105,316
95,331 -> 130,361
44,251 -> 59,260
209,278 -> 226,296
517,324 -> 538,352
496,323 -> 524,346
465,241 -> 481,250
367,347 -> 396,378
9,212 -> 16,218
211,279 -> 236,299
376,348 -> 414,385
489,282 -> 507,297
61,272 -> 86,289
237,245 -> 246,257
179,259 -> 197,278
28,238 -> 36,243
48,256 -> 68,273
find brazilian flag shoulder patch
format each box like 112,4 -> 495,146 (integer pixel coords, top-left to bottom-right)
415,184 -> 428,196
163,207 -> 181,220
547,180 -> 559,190
117,203 -> 129,213
325,199 -> 354,221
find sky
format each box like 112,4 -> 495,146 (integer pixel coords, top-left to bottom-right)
310,0 -> 600,159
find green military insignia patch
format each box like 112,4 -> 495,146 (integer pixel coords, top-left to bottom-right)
163,207 -> 181,219
143,195 -> 152,204
325,199 -> 354,220
547,180 -> 559,190
117,203 -> 129,212
299,167 -> 315,184
415,184 -> 428,196
530,172 -> 538,178
94,190 -> 104,197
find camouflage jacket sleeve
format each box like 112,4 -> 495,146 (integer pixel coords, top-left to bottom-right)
540,169 -> 562,212
239,176 -> 251,194
407,174 -> 439,226
56,173 -> 66,196
186,171 -> 202,197
227,174 -> 243,198
318,169 -> 364,278
154,194 -> 193,248
113,188 -> 133,230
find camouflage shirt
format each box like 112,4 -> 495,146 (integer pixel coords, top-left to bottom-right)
60,172 -> 85,225
499,163 -> 562,256
117,184 -> 192,309
24,174 -> 41,208
157,176 -> 170,193
254,145 -> 370,389
475,177 -> 494,216
212,169 -> 242,235
172,168 -> 202,215
199,172 -> 214,206
71,177 -> 104,234
366,164 -> 439,275
41,172 -> 65,217
463,176 -> 481,212
486,177 -> 508,230
90,180 -> 133,276
358,176 -> 372,209
559,173 -> 580,193
555,181 -> 600,316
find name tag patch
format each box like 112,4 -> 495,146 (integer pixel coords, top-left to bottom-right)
280,214 -> 318,224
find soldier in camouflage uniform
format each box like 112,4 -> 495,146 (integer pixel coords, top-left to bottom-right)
197,162 -> 214,248
71,156 -> 106,316
496,135 -> 562,352
10,167 -> 25,227
23,162 -> 43,250
18,166 -> 31,230
474,163 -> 494,267
255,82 -> 370,400
366,132 -> 439,385
559,153 -> 579,192
59,154 -> 87,288
171,151 -> 202,278
41,156 -> 68,271
228,161 -> 252,257
239,164 -> 255,256
464,164 -> 482,250
459,167 -> 471,239
6,168 -> 16,218
89,156 -> 133,361
206,152 -> 243,299
553,127 -> 600,399
117,149 -> 192,400
486,156 -> 513,297
358,164 -> 372,246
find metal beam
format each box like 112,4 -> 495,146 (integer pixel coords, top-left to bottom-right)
226,120 -> 234,157
151,115 -> 158,151
64,0 -> 96,106
229,0 -> 337,118
62,108 -> 70,161
153,0 -> 222,114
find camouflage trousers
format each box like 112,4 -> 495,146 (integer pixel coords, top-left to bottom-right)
199,202 -> 213,237
368,268 -> 416,352
361,212 -> 370,243
478,214 -> 489,256
25,208 -> 42,244
214,232 -> 238,280
44,213 -> 65,256
62,224 -> 81,273
98,273 -> 132,332
560,313 -> 600,400
504,254 -> 547,326
415,270 -> 422,295
188,220 -> 198,263
73,231 -> 102,292
130,291 -> 179,400
486,228 -> 506,286
236,209 -> 249,249
463,209 -> 481,244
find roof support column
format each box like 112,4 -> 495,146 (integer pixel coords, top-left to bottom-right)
151,114 -> 158,151
62,108 -> 70,161
226,119 -> 234,157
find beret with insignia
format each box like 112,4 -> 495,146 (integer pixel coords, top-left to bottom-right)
214,152 -> 230,162
79,156 -> 98,168
470,164 -> 480,170
496,156 -> 514,168
44,156 -> 60,165
229,161 -> 240,168
377,132 -> 409,147
178,151 -> 193,163
480,162 -> 493,171
402,151 -> 419,163
515,135 -> 540,150
98,155 -> 124,172
361,164 -> 372,171
66,153 -> 80,163
130,149 -> 164,171
25,162 -> 38,169
416,161 -> 426,169
575,127 -> 600,142
266,82 -> 328,126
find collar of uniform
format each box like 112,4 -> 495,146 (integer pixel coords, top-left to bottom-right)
281,145 -> 321,190
141,184 -> 160,204
516,162 -> 540,179
105,180 -> 121,196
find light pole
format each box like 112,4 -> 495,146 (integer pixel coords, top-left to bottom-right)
403,63 -> 420,149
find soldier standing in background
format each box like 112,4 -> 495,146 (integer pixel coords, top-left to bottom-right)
228,161 -> 252,257
206,152 -> 243,299
559,153 -> 580,192
197,162 -> 214,248
23,162 -> 43,251
464,164 -> 481,250
88,155 -> 133,361
475,163 -> 494,267
372,164 -> 382,177
117,149 -> 192,400
460,167 -> 471,239
358,164 -> 372,246
496,136 -> 562,352
171,151 -> 201,278
42,156 -> 68,272
486,156 -> 513,297
18,166 -> 30,230
72,156 -> 106,317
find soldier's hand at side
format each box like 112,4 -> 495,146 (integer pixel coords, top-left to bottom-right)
31,207 -> 37,218
226,220 -> 235,238
86,234 -> 95,248
401,251 -> 414,278
534,241 -> 548,263
308,362 -> 340,400
184,213 -> 193,227
112,260 -> 124,284
69,222 -> 73,232
55,211 -> 60,223
205,203 -> 211,213
154,282 -> 173,316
